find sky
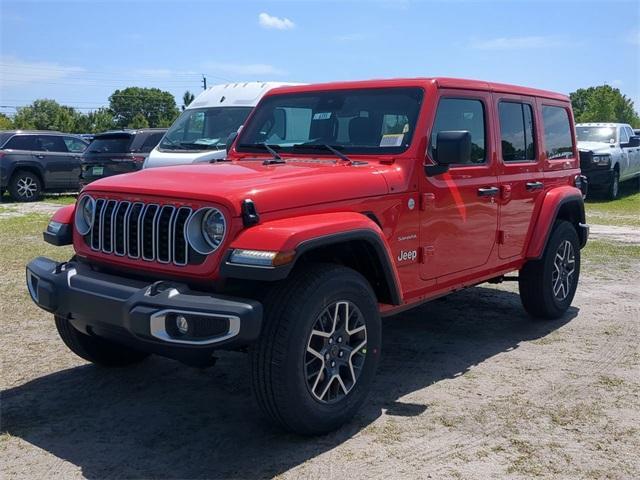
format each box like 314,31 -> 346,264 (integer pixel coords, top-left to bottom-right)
1,0 -> 639,116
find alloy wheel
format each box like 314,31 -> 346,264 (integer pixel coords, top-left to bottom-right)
305,300 -> 367,403
552,239 -> 576,301
16,176 -> 37,199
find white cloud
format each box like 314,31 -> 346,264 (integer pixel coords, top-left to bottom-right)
0,56 -> 85,88
258,12 -> 295,30
471,36 -> 567,50
334,33 -> 367,42
626,30 -> 640,45
203,62 -> 286,76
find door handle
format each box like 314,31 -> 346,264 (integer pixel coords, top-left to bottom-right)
477,186 -> 500,197
36,154 -> 45,159
525,181 -> 544,191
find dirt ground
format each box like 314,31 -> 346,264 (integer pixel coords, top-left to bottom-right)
1,202 -> 639,479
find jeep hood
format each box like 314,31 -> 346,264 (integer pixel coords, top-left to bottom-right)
577,141 -> 614,154
85,160 -> 390,216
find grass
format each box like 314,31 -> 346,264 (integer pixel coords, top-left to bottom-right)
585,190 -> 640,227
582,239 -> 640,261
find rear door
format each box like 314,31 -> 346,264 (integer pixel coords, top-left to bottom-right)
34,135 -> 80,189
419,91 -> 499,281
494,94 -> 544,259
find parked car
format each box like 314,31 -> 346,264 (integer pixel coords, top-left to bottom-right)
143,82 -> 301,168
576,123 -> 640,199
0,130 -> 88,201
27,78 -> 588,435
80,128 -> 166,186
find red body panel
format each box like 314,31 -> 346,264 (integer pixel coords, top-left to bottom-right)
52,204 -> 75,224
69,77 -> 582,311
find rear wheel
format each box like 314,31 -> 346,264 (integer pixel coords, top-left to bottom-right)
250,264 -> 381,435
519,220 -> 580,319
9,170 -> 41,202
55,315 -> 149,367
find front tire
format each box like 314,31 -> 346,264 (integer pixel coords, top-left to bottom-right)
250,264 -> 381,435
607,168 -> 620,200
519,220 -> 580,319
55,315 -> 149,367
9,170 -> 42,202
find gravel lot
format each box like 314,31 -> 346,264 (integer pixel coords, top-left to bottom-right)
1,199 -> 639,479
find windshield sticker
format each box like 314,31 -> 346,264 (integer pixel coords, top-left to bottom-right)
380,134 -> 404,147
313,112 -> 332,120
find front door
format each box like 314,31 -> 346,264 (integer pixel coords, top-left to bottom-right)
420,92 -> 499,281
494,95 -> 545,259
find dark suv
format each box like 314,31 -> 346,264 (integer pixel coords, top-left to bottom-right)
0,131 -> 88,201
80,129 -> 166,186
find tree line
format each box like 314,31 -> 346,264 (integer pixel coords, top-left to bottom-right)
0,84 -> 638,133
0,87 -> 197,133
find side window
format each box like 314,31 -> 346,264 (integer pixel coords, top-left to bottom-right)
4,135 -> 37,151
626,126 -> 636,139
498,102 -> 536,162
430,98 -> 486,164
139,133 -> 164,152
64,137 -> 87,153
619,127 -> 629,144
38,135 -> 69,153
541,106 -> 574,160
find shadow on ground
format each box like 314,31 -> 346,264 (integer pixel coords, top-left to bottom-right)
2,286 -> 576,479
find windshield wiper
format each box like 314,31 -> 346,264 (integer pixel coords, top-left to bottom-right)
292,144 -> 351,163
237,143 -> 285,164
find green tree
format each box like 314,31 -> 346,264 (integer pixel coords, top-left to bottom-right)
570,85 -> 640,127
128,112 -> 150,129
109,87 -> 179,128
75,108 -> 115,133
12,99 -> 79,131
182,90 -> 195,111
0,113 -> 13,130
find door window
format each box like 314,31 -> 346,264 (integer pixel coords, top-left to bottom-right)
4,135 -> 38,151
498,102 -> 536,161
64,137 -> 88,153
619,127 -> 629,144
429,98 -> 486,164
38,135 -> 69,152
541,106 -> 574,159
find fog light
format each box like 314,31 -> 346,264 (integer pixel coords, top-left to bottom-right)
176,315 -> 189,335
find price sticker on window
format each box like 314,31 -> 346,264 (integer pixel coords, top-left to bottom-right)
379,134 -> 404,147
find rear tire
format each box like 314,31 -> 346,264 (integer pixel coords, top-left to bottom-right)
250,264 -> 381,435
519,220 -> 580,320
9,170 -> 42,202
55,315 -> 149,367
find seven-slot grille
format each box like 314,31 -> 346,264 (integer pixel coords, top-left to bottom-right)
89,199 -> 193,266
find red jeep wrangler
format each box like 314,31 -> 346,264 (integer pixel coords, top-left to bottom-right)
27,78 -> 588,435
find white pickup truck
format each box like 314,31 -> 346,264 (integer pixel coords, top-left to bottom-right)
576,123 -> 640,199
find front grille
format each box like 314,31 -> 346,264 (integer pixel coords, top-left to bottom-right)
89,199 -> 193,266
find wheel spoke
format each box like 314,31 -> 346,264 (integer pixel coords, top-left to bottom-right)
305,299 -> 368,404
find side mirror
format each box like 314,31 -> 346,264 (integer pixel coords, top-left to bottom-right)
628,136 -> 640,148
225,131 -> 239,155
425,130 -> 471,176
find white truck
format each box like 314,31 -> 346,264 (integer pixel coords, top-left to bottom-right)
576,123 -> 640,199
144,82 -> 300,168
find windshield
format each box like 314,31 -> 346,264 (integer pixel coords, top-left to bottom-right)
87,135 -> 132,153
236,87 -> 423,155
159,107 -> 253,151
576,126 -> 617,144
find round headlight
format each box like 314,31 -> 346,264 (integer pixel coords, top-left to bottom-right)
186,208 -> 226,255
75,195 -> 95,235
202,209 -> 226,249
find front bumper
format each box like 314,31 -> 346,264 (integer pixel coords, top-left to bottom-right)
582,168 -> 614,187
26,257 -> 262,362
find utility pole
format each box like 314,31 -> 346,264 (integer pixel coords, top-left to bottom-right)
202,75 -> 207,91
